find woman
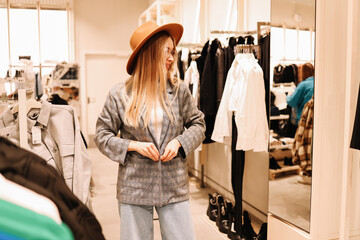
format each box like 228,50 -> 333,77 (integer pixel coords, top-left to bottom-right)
286,63 -> 314,125
94,21 -> 205,240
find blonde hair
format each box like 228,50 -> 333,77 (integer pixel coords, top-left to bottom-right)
124,31 -> 179,128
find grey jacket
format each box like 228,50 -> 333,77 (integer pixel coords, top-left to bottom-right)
94,80 -> 205,206
0,101 -> 92,205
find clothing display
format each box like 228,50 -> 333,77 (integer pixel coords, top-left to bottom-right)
0,101 -> 91,205
0,137 -> 105,240
212,53 -> 269,152
292,97 -> 313,176
273,64 -> 298,84
95,82 -> 205,206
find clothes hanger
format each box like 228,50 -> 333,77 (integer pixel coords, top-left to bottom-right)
11,98 -> 42,115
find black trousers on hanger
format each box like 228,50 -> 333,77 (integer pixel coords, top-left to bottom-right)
231,114 -> 245,234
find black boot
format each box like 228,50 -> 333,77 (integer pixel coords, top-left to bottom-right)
227,205 -> 245,240
215,195 -> 223,229
206,193 -> 219,221
269,157 -> 281,170
216,196 -> 231,234
257,223 -> 267,240
242,211 -> 257,240
283,157 -> 293,166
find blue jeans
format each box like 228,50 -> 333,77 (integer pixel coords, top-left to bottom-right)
118,200 -> 196,240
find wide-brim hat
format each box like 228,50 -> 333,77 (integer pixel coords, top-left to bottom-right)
126,21 -> 183,75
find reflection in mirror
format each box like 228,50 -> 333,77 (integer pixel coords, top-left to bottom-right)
268,0 -> 315,232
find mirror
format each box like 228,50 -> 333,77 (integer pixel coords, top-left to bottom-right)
268,0 -> 315,232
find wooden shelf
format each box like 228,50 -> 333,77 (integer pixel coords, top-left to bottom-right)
139,0 -> 177,26
270,114 -> 289,120
269,165 -> 301,180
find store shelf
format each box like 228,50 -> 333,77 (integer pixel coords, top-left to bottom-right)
139,0 -> 177,26
269,165 -> 301,180
270,114 -> 289,120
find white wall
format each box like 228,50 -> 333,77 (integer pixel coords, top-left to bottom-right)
245,0 -> 271,31
74,0 -> 148,139
271,0 -> 315,30
349,0 -> 360,236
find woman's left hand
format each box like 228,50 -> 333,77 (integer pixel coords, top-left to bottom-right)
161,139 -> 181,162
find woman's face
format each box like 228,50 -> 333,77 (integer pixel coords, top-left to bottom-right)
164,37 -> 175,70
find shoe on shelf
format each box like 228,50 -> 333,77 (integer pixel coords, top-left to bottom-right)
269,157 -> 281,170
206,192 -> 219,221
283,157 -> 294,166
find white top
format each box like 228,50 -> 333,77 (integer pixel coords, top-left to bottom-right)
184,61 -> 200,106
211,53 -> 269,152
0,174 -> 62,224
271,87 -> 288,110
150,100 -> 163,144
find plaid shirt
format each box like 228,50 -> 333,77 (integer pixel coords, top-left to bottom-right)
292,96 -> 313,175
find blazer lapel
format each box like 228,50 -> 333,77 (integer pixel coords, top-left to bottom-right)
139,82 -> 176,151
140,110 -> 159,148
158,83 -> 176,151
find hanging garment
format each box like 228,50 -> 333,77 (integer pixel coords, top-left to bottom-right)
0,199 -> 74,240
258,34 -> 270,121
0,174 -> 61,224
292,97 -> 313,175
212,54 -> 269,152
271,88 -> 288,110
200,39 -> 221,143
231,114 -> 245,234
184,60 -> 200,106
273,64 -> 296,83
0,137 -> 105,240
216,47 -> 226,109
0,101 -> 91,205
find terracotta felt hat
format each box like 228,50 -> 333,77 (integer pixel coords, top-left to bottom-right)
126,21 -> 184,75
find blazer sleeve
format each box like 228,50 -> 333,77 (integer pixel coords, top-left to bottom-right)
94,91 -> 130,165
176,84 -> 206,158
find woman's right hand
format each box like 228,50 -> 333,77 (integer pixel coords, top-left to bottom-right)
128,141 -> 160,161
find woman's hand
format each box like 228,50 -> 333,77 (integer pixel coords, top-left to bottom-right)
128,141 -> 160,161
161,139 -> 181,162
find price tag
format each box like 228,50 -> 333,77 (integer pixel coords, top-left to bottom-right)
31,126 -> 42,145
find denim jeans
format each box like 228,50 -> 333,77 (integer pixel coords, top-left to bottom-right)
118,200 -> 196,240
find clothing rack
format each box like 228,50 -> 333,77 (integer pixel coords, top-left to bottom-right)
210,30 -> 257,35
234,45 -> 261,58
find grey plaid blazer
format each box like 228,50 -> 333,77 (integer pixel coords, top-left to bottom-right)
94,80 -> 205,206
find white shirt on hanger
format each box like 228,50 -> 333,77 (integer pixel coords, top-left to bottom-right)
184,61 -> 200,106
211,53 -> 269,152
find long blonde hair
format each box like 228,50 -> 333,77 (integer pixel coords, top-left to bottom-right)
124,31 -> 179,128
